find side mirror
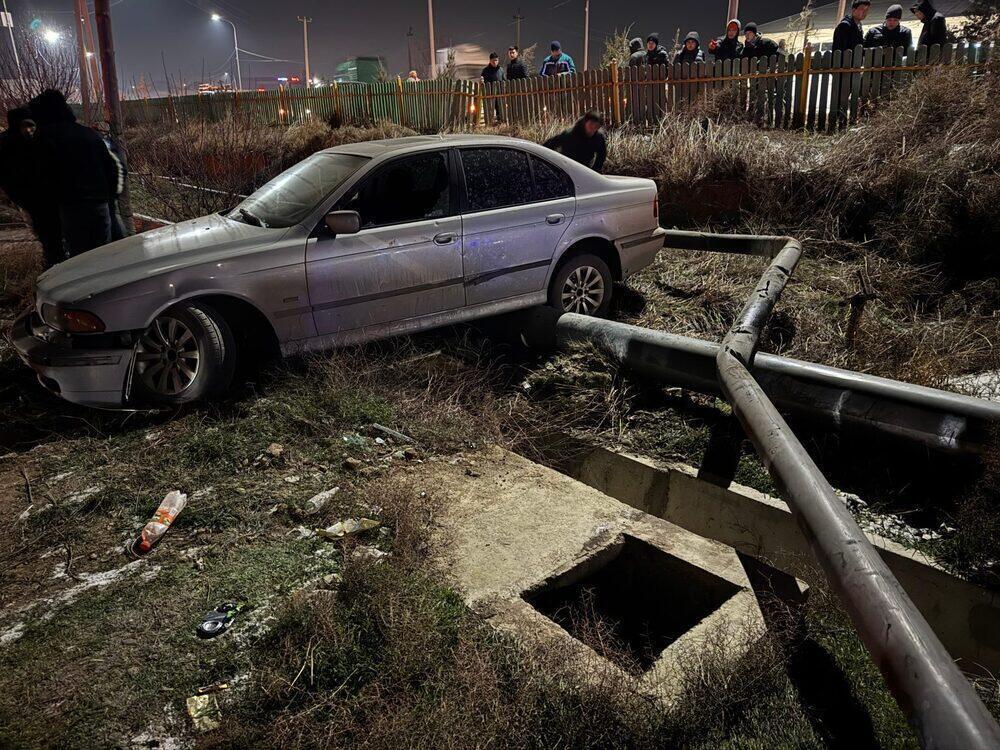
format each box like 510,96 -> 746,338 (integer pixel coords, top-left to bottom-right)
324,210 -> 361,235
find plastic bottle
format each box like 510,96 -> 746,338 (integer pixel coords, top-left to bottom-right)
137,490 -> 187,553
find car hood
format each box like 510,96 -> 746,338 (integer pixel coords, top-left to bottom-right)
37,213 -> 286,303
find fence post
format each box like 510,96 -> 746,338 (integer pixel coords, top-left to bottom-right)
396,76 -> 407,127
610,60 -> 621,126
476,80 -> 485,128
798,44 -> 812,130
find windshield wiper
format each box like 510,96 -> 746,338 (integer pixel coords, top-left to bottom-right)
238,208 -> 265,228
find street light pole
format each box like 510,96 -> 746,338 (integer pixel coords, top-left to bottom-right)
427,0 -> 436,79
513,10 -> 523,49
73,0 -> 92,122
583,0 -> 590,70
298,15 -> 312,88
94,0 -> 133,234
727,0 -> 739,24
1,0 -> 22,85
212,14 -> 242,91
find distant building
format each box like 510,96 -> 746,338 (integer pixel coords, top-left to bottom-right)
334,56 -> 387,84
435,43 -> 489,79
757,0 -> 973,54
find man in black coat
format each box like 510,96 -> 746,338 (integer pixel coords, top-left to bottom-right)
543,110 -> 606,174
30,89 -> 120,257
709,19 -> 743,61
674,32 -> 705,64
740,23 -> 779,59
506,46 -> 527,79
864,4 -> 914,51
911,0 -> 948,48
833,0 -> 871,52
645,34 -> 669,66
0,108 -> 64,268
627,38 -> 646,66
481,53 -> 505,123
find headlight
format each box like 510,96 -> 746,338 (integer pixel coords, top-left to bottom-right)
41,304 -> 106,333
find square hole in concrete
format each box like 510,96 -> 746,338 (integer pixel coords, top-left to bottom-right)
523,535 -> 740,675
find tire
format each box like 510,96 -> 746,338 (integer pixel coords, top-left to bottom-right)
132,301 -> 236,405
548,253 -> 613,317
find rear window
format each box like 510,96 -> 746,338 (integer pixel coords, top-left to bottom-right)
531,155 -> 574,202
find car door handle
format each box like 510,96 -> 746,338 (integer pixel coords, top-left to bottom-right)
433,232 -> 456,245
546,214 -> 565,225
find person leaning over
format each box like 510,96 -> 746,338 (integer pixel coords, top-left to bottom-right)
542,110 -> 606,174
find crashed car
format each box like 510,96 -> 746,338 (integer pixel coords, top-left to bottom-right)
11,134 -> 665,408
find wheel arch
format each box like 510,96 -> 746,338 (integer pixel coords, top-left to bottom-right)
550,236 -> 622,287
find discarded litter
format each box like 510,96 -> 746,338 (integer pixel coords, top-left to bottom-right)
370,423 -> 415,444
196,681 -> 230,695
196,602 -> 242,639
186,694 -> 221,732
304,487 -> 340,516
130,490 -> 187,556
316,518 -> 380,540
351,545 -> 390,563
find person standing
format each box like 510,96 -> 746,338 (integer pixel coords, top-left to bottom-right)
506,46 -> 527,79
0,108 -> 64,268
674,32 -> 705,64
29,89 -> 120,257
864,5 -> 914,51
833,0 -> 871,52
542,110 -> 606,173
406,70 -> 420,83
627,38 -> 646,66
539,41 -> 575,76
93,120 -> 128,241
645,34 -> 669,66
709,19 -> 743,61
910,0 -> 948,48
740,23 -> 779,59
481,52 -> 505,123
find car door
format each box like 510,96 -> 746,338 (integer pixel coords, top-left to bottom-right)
305,149 -> 464,338
459,148 -> 576,306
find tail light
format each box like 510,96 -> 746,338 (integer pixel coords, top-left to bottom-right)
653,196 -> 659,220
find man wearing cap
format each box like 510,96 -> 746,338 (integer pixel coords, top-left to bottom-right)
740,23 -> 778,59
709,19 -> 743,61
540,41 -> 575,76
645,34 -> 670,66
911,0 -> 948,48
542,110 -> 606,173
833,0 -> 871,52
864,5 -> 914,51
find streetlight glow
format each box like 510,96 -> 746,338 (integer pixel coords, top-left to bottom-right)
42,28 -> 61,44
211,13 -> 221,21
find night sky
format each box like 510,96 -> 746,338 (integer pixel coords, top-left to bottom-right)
18,0 -> 806,90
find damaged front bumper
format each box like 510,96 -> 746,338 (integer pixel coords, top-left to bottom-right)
9,310 -> 135,408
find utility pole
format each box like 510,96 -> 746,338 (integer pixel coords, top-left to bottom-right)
583,0 -> 590,70
727,0 -> 739,24
298,16 -> 312,87
427,0 -> 437,79
406,26 -> 414,72
1,0 -> 22,85
513,10 -> 524,48
94,0 -> 133,234
836,0 -> 847,23
74,0 -> 92,123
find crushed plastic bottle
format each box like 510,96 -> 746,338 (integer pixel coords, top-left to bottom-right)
136,490 -> 187,554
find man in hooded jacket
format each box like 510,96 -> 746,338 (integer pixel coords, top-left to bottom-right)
0,107 -> 64,268
911,0 -> 947,48
740,23 -> 779,59
709,19 -> 743,60
864,4 -> 914,51
30,89 -> 121,257
645,34 -> 669,66
833,0 -> 871,52
674,31 -> 705,64
542,110 -> 606,174
627,38 -> 646,66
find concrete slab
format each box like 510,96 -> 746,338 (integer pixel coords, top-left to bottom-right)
415,447 -> 767,702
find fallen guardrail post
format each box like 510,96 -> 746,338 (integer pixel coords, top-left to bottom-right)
556,229 -> 1000,748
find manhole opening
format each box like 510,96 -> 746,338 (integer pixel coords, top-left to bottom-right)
523,535 -> 740,675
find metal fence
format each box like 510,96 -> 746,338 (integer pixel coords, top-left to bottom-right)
122,41 -> 994,134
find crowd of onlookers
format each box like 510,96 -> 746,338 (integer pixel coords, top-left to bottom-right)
0,89 -> 126,269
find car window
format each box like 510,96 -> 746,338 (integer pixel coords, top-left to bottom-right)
340,151 -> 451,229
229,152 -> 368,229
531,155 -> 574,201
461,148 -> 533,212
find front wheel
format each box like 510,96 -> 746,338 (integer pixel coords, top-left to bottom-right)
132,301 -> 235,405
549,254 -> 613,317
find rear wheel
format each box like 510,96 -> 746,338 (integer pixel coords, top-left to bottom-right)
132,301 -> 235,405
549,253 -> 613,317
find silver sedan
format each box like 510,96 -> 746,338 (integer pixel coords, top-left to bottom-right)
11,134 -> 665,408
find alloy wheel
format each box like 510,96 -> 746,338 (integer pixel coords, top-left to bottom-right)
561,265 -> 606,315
135,316 -> 201,396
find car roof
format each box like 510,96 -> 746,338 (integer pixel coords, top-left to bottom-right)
322,134 -> 538,158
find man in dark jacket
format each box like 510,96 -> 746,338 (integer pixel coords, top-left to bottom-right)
709,19 -> 743,61
645,34 -> 669,66
481,52 -> 505,123
0,108 -> 64,268
542,110 -> 606,173
674,31 -> 705,64
741,23 -> 779,59
540,41 -> 575,75
30,89 -> 119,257
833,0 -> 871,52
506,46 -> 527,79
864,4 -> 914,51
911,0 -> 948,47
627,38 -> 646,66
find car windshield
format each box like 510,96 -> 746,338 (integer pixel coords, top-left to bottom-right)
227,152 -> 369,229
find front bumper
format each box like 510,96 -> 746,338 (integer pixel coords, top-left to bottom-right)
617,226 -> 667,278
9,311 -> 134,408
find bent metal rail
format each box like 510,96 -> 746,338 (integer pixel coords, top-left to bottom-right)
122,40 -> 994,134
557,229 -> 1000,749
